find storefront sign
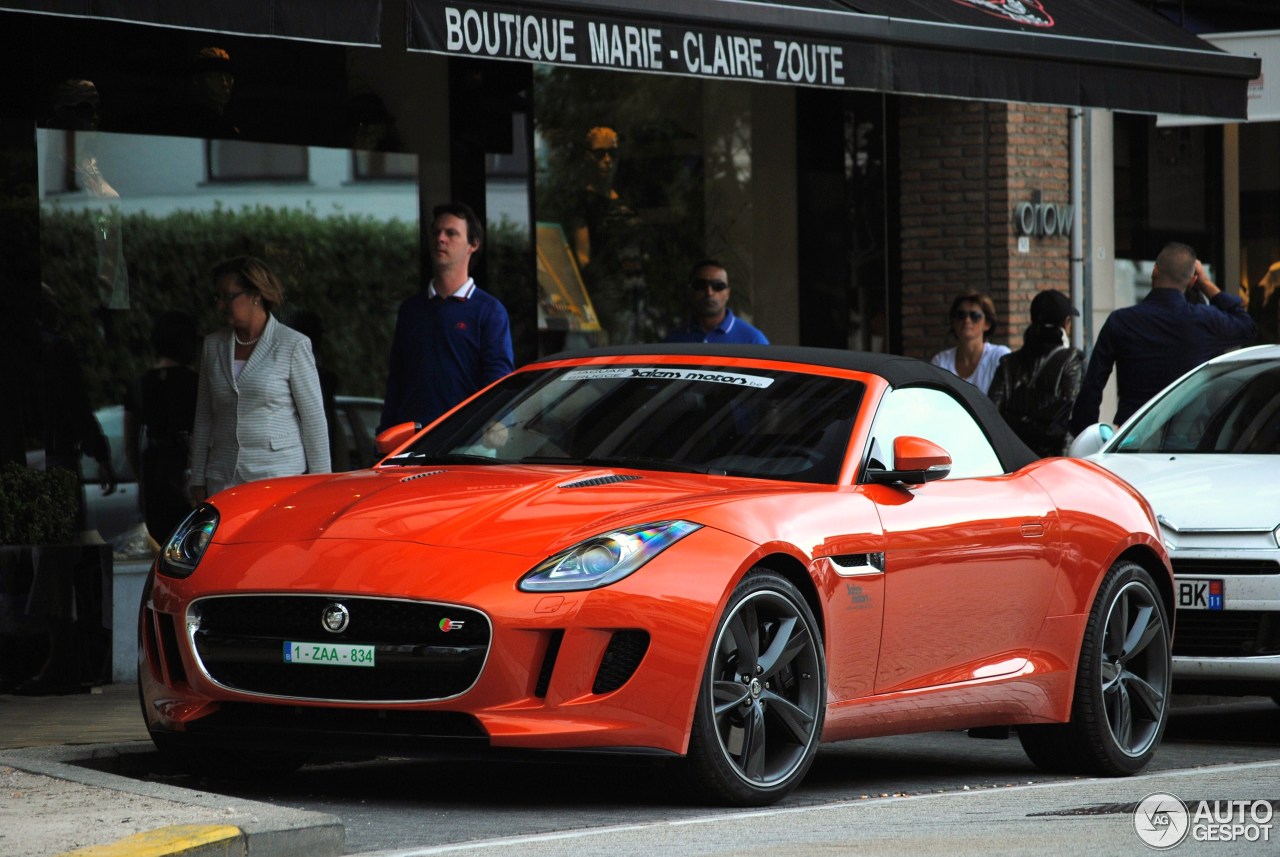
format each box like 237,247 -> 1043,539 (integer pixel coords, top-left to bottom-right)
1013,198 -> 1073,237
421,2 -> 850,87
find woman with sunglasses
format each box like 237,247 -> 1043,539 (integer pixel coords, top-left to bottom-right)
930,292 -> 1010,394
188,256 -> 330,503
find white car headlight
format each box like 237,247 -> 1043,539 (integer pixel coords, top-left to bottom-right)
159,503 -> 219,579
519,520 -> 701,592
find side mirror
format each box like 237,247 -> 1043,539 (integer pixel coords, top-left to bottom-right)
865,436 -> 952,485
1067,423 -> 1114,458
375,422 -> 421,457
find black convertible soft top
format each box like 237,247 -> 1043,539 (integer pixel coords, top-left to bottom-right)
542,343 -> 1038,473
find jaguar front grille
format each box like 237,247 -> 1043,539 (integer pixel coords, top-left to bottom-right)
188,594 -> 491,702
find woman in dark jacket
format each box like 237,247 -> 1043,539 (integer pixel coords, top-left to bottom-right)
989,289 -> 1085,458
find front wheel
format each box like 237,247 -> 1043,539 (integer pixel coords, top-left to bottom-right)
685,569 -> 826,806
1020,560 -> 1171,775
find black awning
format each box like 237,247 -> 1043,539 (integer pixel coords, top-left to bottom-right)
405,0 -> 1260,118
0,0 -> 383,46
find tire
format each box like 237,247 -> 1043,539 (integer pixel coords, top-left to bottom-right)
686,569 -> 825,806
1020,560 -> 1171,776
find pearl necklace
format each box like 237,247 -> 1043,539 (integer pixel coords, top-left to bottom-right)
234,332 -> 260,346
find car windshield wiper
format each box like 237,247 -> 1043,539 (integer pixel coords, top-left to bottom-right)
380,451 -> 503,466
519,455 -> 724,475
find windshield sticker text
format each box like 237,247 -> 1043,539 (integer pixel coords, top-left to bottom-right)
561,367 -> 775,388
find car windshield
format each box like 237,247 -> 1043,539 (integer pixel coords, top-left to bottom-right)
385,364 -> 864,484
1112,358 -> 1280,455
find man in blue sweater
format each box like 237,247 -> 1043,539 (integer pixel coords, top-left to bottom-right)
379,202 -> 514,432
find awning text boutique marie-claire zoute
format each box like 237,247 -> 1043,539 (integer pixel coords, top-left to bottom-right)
0,0 -> 1260,117
405,0 -> 1260,119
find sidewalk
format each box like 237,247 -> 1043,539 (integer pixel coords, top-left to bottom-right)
4,687 -> 1277,857
0,684 -> 343,857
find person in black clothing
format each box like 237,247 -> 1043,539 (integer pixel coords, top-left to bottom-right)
285,309 -> 349,471
38,285 -> 116,523
123,310 -> 198,543
567,126 -> 648,343
988,289 -> 1085,458
1069,242 -> 1256,433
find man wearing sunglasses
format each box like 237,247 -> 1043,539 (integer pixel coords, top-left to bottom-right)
664,260 -> 769,345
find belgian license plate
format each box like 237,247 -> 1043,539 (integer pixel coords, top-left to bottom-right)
284,641 -> 376,667
1177,578 -> 1224,611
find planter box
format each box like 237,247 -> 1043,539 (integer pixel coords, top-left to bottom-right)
0,544 -> 113,694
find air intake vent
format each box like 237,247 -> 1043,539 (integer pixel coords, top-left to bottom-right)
534,630 -> 564,698
401,469 -> 447,483
592,630 -> 649,694
559,474 -> 642,489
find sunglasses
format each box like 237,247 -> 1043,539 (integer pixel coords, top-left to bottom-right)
590,147 -> 617,159
951,309 -> 985,323
690,278 -> 728,292
214,289 -> 249,305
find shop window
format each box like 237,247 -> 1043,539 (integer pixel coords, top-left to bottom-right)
1239,122 -> 1280,344
207,140 -> 308,183
353,150 -> 417,181
533,66 -> 767,351
487,113 -> 530,178
1114,114 -> 1220,265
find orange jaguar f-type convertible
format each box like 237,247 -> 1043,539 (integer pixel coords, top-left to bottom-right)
140,345 -> 1173,806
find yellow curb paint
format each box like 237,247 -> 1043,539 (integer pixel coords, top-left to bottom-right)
56,824 -> 244,857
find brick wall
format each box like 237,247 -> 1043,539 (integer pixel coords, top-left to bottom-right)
898,99 -> 1071,361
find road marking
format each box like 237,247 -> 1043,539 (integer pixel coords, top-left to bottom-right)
357,759 -> 1280,856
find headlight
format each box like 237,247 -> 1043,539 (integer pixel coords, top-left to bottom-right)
159,503 -> 219,579
519,520 -> 701,592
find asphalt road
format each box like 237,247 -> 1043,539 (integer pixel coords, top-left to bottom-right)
105,695 -> 1280,855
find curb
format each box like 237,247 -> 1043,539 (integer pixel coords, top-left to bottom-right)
0,742 -> 344,857
56,824 -> 244,857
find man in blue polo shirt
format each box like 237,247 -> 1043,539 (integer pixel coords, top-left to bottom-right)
664,259 -> 768,345
379,202 -> 514,431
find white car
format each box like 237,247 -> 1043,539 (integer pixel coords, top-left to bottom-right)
1072,344 -> 1280,704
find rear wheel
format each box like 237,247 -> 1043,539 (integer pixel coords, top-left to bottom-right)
686,569 -> 825,806
1020,560 -> 1171,775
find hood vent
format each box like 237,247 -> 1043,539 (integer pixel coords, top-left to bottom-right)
559,474 -> 642,490
400,469 -> 447,483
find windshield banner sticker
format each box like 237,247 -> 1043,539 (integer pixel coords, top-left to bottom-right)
561,367 -> 775,388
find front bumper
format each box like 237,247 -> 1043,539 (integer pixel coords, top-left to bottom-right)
139,527 -> 755,756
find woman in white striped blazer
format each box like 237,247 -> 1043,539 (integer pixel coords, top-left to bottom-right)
188,256 -> 330,500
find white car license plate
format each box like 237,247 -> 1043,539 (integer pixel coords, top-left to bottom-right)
284,641 -> 376,667
1177,578 -> 1224,611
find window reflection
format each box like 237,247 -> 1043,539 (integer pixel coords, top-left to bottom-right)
34,129 -> 421,422
534,67 -> 763,352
